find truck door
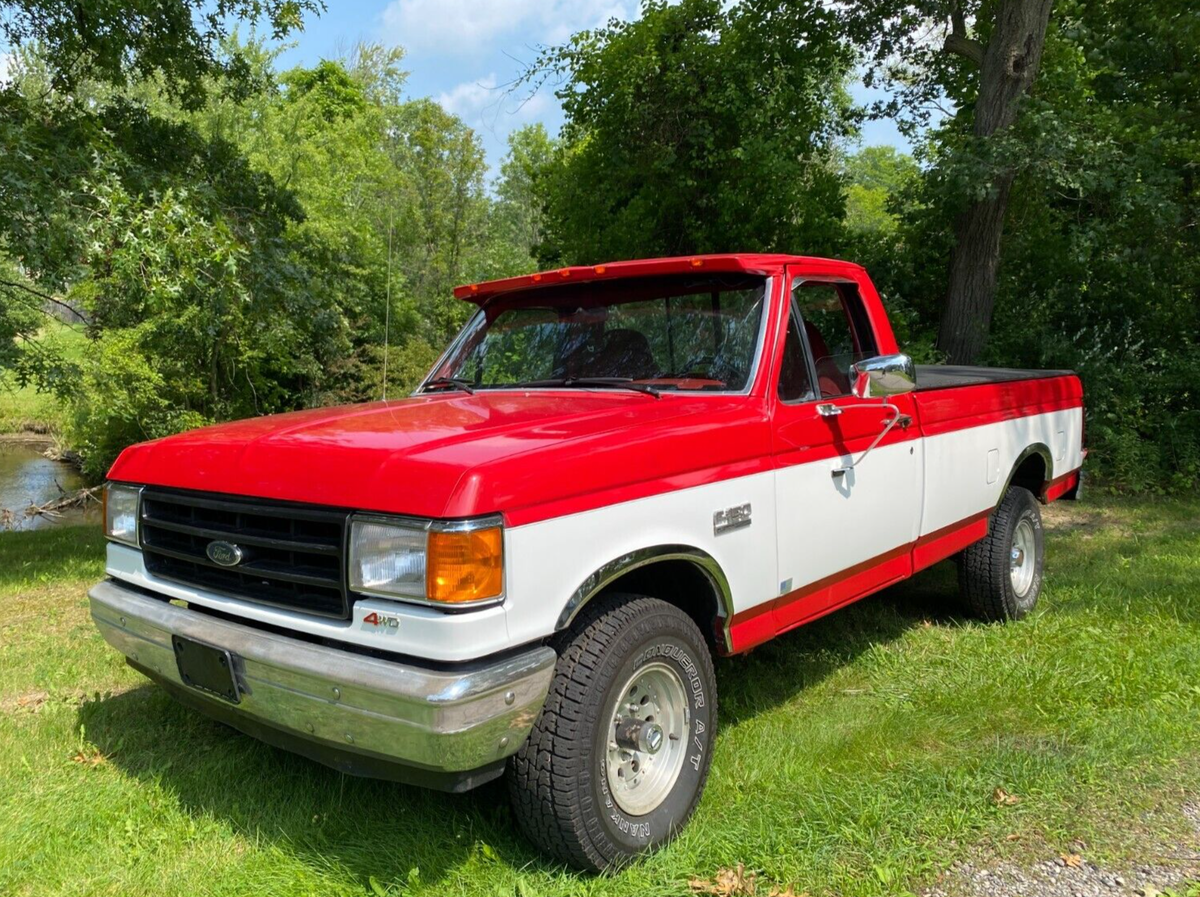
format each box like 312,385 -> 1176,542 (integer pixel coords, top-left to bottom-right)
769,272 -> 923,634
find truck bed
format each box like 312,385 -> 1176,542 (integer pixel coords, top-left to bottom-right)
915,364 -> 1076,391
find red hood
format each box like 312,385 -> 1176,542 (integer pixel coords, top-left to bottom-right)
109,392 -> 771,523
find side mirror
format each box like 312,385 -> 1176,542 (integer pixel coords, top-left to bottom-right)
850,353 -> 916,400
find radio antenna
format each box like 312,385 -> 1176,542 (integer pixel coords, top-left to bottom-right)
382,208 -> 394,401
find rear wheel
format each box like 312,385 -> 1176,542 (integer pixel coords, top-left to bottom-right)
506,593 -> 717,871
958,486 -> 1045,621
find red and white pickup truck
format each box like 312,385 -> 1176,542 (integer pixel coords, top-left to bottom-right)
91,254 -> 1084,869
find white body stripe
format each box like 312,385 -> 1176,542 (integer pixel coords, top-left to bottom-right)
107,405 -> 1082,662
920,408 -> 1083,537
504,469 -> 778,649
773,439 -> 923,594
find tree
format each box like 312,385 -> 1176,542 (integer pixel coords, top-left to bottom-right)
847,0 -> 1056,363
492,124 -> 556,268
0,0 -> 321,396
980,0 -> 1200,487
0,1 -> 319,106
527,0 -> 856,263
843,146 -> 920,235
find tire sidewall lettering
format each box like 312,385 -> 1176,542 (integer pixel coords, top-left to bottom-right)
633,642 -> 705,710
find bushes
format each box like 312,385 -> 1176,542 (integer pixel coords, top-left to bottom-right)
67,331 -> 209,479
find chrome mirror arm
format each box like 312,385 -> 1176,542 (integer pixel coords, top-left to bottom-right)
820,352 -> 917,479
827,400 -> 903,478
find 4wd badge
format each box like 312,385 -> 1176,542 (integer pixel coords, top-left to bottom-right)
362,611 -> 401,630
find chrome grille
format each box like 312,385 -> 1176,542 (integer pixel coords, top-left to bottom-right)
139,489 -> 350,619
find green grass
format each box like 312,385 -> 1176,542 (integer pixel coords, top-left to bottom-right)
2,497 -> 1199,896
0,322 -> 86,435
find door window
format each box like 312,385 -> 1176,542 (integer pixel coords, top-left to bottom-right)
793,282 -> 877,399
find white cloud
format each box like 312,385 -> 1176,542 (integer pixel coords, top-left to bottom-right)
437,72 -> 551,140
437,72 -> 502,120
381,0 -> 637,55
380,0 -> 640,176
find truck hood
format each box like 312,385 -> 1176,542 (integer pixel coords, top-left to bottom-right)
109,391 -> 770,523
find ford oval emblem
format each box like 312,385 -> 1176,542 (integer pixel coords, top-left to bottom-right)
206,540 -> 244,567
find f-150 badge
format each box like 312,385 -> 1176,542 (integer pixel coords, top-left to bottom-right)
713,503 -> 751,535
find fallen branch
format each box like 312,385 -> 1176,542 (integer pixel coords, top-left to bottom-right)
21,484 -> 103,521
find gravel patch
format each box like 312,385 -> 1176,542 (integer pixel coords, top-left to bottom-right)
924,804 -> 1200,897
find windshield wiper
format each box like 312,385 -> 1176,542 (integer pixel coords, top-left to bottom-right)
512,377 -> 662,399
423,377 -> 476,395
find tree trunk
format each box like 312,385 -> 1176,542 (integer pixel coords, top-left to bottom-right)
937,0 -> 1054,364
938,173 -> 1014,363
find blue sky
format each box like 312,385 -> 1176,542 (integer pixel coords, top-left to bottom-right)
276,0 -> 910,179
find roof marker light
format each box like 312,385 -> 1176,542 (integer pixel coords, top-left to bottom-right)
469,284 -> 479,293
532,273 -> 543,282
690,258 -> 705,268
594,265 -> 606,274
559,268 -> 571,278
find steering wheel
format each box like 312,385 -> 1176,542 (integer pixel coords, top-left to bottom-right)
678,353 -> 740,387
679,354 -> 717,377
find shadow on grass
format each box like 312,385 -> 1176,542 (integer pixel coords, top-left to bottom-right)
76,559 -> 968,886
718,559 -> 964,725
81,683 -> 552,884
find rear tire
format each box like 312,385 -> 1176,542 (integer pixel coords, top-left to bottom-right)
958,486 -> 1044,621
506,593 -> 717,871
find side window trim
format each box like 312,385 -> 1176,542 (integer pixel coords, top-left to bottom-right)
778,283 -> 822,406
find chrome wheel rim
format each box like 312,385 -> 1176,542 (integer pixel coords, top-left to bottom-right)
605,661 -> 689,816
1010,518 -> 1036,597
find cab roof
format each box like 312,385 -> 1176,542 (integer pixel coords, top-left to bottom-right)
452,253 -> 863,304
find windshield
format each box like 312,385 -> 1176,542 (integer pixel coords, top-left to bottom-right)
428,274 -> 768,393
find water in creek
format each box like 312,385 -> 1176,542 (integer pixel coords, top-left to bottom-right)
0,440 -> 98,530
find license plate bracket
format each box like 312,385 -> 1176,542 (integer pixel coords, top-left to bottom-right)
172,635 -> 240,703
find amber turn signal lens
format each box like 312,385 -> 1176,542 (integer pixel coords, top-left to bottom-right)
426,527 -> 503,604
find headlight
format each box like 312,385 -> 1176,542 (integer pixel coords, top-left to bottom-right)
348,517 -> 504,607
104,483 -> 142,547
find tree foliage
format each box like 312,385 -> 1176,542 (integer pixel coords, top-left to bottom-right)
528,0 -> 856,263
864,0 -> 1200,487
0,1 -> 512,474
984,0 -> 1200,488
1,0 -> 319,105
1,0 -> 1196,491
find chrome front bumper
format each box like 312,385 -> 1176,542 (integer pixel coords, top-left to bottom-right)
89,579 -> 556,791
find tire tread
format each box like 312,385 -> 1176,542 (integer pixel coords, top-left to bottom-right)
958,486 -> 1040,621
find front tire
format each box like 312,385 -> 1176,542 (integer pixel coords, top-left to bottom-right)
507,593 -> 717,871
958,486 -> 1045,621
